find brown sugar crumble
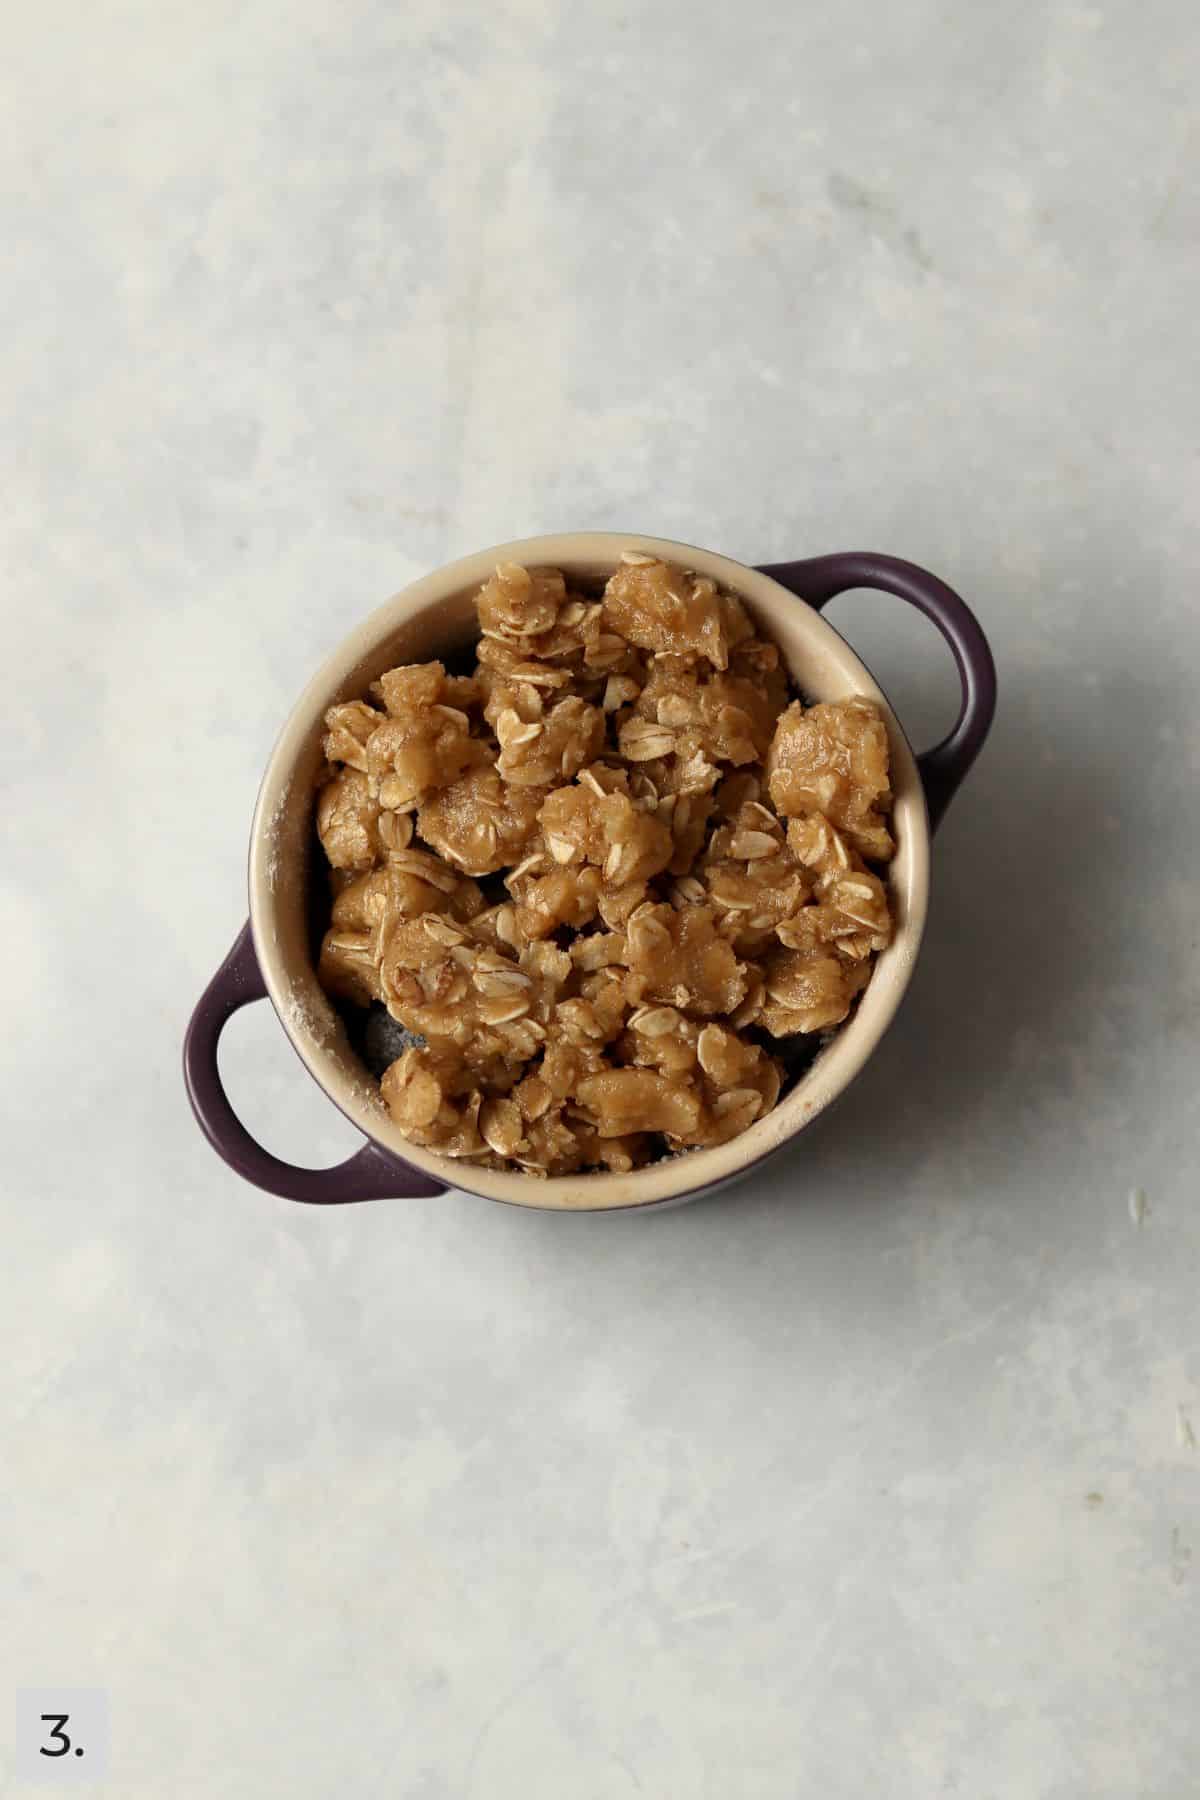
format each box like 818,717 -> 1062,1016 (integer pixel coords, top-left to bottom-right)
315,555 -> 896,1176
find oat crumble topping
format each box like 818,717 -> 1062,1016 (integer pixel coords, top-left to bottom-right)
315,555 -> 895,1176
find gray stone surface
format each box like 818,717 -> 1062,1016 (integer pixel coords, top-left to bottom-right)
4,2 -> 1198,1794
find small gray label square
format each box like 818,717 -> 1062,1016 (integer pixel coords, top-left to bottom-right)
14,1690 -> 110,1784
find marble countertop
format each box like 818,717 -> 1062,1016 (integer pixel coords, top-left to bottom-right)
5,2 -> 1198,1794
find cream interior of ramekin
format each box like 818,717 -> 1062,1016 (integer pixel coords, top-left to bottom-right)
248,533 -> 930,1211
